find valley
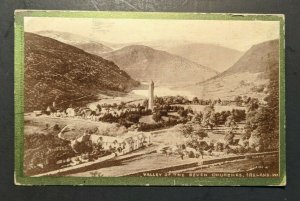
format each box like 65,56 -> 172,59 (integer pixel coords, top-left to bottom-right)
23,31 -> 280,178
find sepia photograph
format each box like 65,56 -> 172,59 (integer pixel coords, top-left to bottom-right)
14,11 -> 285,185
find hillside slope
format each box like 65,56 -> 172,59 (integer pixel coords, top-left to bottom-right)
102,45 -> 218,85
216,39 -> 279,76
36,30 -> 113,55
24,32 -> 139,112
181,39 -> 279,100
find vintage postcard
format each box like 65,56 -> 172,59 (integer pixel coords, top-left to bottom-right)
14,11 -> 285,186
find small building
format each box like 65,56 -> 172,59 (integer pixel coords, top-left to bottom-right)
66,107 -> 76,117
33,110 -> 42,116
71,131 -> 151,156
122,137 -> 134,154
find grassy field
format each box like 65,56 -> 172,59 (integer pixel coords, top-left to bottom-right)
88,92 -> 145,110
139,115 -> 156,124
24,115 -> 127,140
68,152 -> 197,177
184,154 -> 278,173
174,104 -> 246,113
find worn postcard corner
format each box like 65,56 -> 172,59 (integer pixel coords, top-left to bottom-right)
14,172 -> 25,186
14,11 -> 285,186
14,172 -> 21,186
14,9 -> 30,16
277,174 -> 287,186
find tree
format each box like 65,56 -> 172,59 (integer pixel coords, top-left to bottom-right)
215,142 -> 224,152
193,126 -> 208,139
46,147 -> 75,166
126,113 -> 141,123
202,105 -> 216,129
96,104 -> 102,112
225,115 -> 237,129
179,123 -> 208,148
224,130 -> 235,145
192,112 -> 203,124
152,112 -> 162,122
178,108 -> 188,118
262,65 -> 279,149
232,109 -> 246,122
140,99 -> 145,107
119,101 -> 126,109
245,65 -> 279,151
179,123 -> 194,138
246,98 -> 259,112
209,112 -> 216,129
192,97 -> 199,104
234,96 -> 243,106
248,129 -> 263,151
73,136 -> 93,154
214,112 -> 222,125
248,106 -> 277,150
101,113 -> 117,123
154,96 -> 165,105
179,123 -> 207,139
216,110 -> 231,125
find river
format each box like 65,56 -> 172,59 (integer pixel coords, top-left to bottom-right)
88,83 -> 195,109
132,85 -> 195,99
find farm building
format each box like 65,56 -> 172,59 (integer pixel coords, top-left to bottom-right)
71,132 -> 151,156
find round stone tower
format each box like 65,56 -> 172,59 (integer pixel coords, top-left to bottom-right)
148,80 -> 154,110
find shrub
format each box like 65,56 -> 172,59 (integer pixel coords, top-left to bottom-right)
232,109 -> 246,122
73,139 -> 93,154
101,113 -> 118,123
53,124 -> 60,131
24,133 -> 75,175
152,113 -> 162,122
126,113 -> 141,123
248,130 -> 263,151
188,151 -> 195,158
224,131 -> 235,145
215,142 -> 224,152
178,109 -> 188,117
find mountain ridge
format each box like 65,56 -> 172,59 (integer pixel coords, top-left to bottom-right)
136,41 -> 244,72
101,44 -> 218,85
33,31 -> 243,73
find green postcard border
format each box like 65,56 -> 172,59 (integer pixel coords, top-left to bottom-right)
14,10 -> 286,186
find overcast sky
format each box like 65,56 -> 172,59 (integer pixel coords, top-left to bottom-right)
24,17 -> 280,51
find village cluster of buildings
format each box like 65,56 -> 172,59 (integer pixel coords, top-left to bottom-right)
33,81 -> 157,120
70,131 -> 151,156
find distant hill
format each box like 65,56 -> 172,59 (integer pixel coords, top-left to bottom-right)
215,40 -> 279,77
24,32 -> 139,112
181,39 -> 279,100
34,31 -> 242,73
139,41 -> 243,73
101,45 -> 218,85
35,30 -> 113,55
